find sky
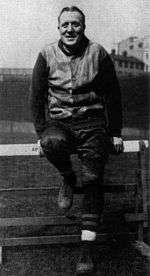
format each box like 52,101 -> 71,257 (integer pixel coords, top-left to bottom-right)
0,0 -> 150,68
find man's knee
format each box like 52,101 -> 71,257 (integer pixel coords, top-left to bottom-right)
40,127 -> 71,160
81,164 -> 102,185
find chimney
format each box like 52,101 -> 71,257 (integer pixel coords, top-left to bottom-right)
123,51 -> 127,57
111,49 -> 116,55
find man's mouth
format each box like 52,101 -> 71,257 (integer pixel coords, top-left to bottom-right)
65,35 -> 76,38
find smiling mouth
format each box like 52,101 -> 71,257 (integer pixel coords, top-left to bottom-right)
66,34 -> 76,38
65,37 -> 76,42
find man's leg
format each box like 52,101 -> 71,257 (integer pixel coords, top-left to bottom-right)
40,121 -> 76,212
76,128 -> 109,274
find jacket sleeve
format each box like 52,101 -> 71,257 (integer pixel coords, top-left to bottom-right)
99,53 -> 123,137
30,52 -> 48,138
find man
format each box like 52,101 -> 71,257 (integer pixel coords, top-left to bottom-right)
30,6 -> 123,274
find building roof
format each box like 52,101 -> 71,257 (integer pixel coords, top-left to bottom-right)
110,54 -> 145,64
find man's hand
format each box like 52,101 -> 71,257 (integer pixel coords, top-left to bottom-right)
37,139 -> 44,157
112,137 -> 124,153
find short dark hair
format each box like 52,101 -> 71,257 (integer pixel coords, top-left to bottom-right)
58,6 -> 85,26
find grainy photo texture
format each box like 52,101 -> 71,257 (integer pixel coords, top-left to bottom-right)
0,1 -> 149,275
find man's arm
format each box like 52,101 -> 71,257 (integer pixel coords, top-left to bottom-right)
30,52 -> 48,138
99,52 -> 123,152
100,53 -> 122,137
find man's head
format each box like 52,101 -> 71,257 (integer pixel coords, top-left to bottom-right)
58,6 -> 86,50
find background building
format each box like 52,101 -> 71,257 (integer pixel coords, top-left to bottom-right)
110,49 -> 145,76
117,36 -> 150,72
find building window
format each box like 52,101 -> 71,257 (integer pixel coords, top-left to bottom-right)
123,51 -> 127,57
0,75 -> 3,82
129,45 -> 133,50
124,61 -> 128,68
136,63 -> 139,69
138,42 -> 143,48
145,65 -> 148,72
119,61 -> 122,67
130,62 -> 134,68
141,64 -> 144,70
129,37 -> 134,43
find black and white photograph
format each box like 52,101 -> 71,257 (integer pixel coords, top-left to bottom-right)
0,0 -> 149,275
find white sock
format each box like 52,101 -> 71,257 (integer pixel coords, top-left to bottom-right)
81,230 -> 96,241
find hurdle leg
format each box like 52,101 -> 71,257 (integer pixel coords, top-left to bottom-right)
0,246 -> 2,264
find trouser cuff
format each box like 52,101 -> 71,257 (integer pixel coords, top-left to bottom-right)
81,214 -> 99,232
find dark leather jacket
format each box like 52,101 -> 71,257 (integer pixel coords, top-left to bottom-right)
31,36 -> 122,138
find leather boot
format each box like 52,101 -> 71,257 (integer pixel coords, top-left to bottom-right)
76,242 -> 96,275
58,172 -> 76,213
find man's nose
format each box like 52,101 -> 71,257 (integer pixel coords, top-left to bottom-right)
67,23 -> 73,32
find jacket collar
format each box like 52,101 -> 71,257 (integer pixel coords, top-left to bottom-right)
58,35 -> 89,57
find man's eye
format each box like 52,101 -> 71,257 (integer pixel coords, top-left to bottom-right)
62,23 -> 68,28
73,23 -> 80,27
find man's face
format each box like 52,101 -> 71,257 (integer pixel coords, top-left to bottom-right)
58,11 -> 85,49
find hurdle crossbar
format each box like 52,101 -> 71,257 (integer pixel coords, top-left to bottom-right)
0,140 -> 148,156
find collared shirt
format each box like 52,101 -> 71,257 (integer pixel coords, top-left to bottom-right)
31,36 -> 122,138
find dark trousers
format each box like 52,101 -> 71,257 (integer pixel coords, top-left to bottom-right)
40,120 -> 109,231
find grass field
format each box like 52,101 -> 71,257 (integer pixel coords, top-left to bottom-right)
0,240 -> 149,275
0,151 -> 149,275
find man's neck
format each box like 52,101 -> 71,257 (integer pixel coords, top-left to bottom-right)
62,44 -> 77,55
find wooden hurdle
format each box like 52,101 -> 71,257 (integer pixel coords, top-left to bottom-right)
0,140 -> 148,156
0,140 -> 148,264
